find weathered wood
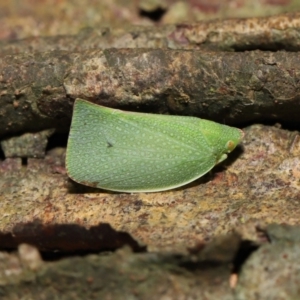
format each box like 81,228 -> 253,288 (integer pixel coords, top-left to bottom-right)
1,48 -> 300,137
1,13 -> 300,55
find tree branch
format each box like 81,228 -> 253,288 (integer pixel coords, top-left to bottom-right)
1,48 -> 300,137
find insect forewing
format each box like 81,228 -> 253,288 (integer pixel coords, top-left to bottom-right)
66,99 -> 243,192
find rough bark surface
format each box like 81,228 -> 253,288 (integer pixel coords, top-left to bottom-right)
2,48 -> 300,137
1,13 -> 300,55
0,238 -> 239,299
1,225 -> 300,299
1,125 -> 300,253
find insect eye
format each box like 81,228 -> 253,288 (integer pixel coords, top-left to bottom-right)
226,140 -> 236,152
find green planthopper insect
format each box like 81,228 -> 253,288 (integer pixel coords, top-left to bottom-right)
66,99 -> 244,193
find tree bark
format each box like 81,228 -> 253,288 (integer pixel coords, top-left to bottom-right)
1,13 -> 300,55
1,48 -> 300,137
